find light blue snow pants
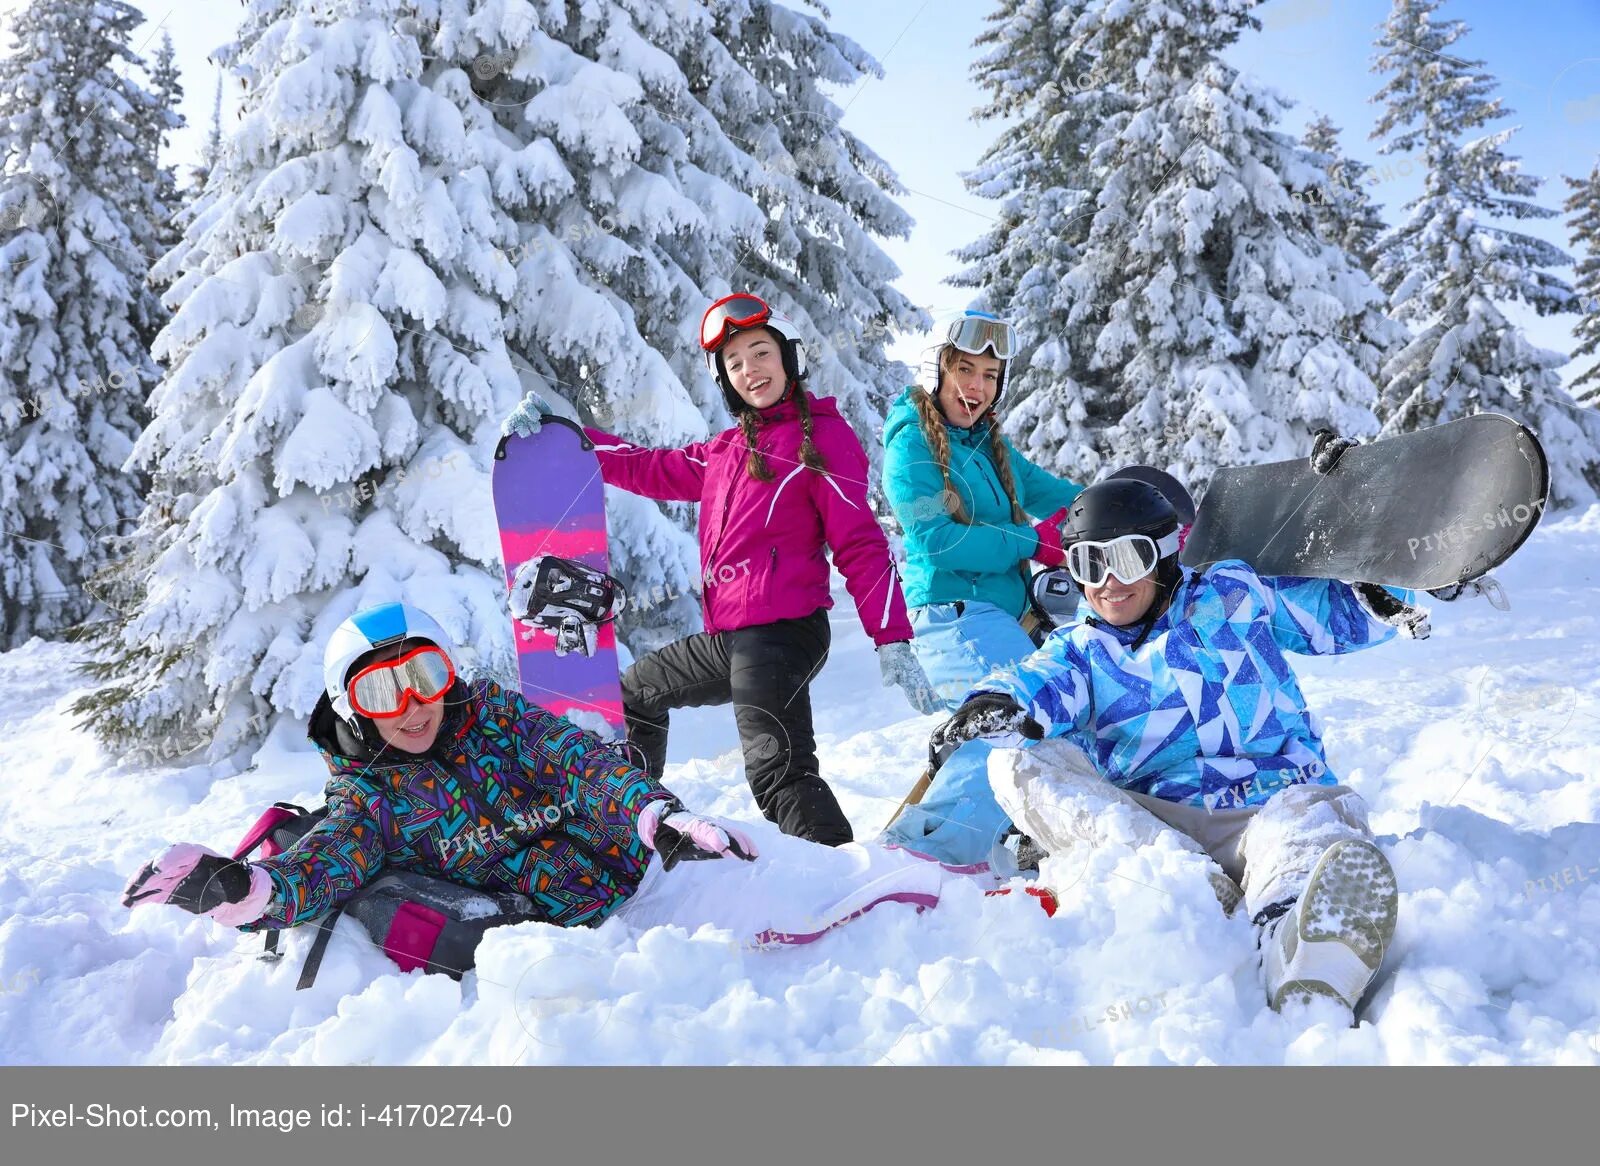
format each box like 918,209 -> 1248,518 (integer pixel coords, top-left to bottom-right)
881,600 -> 1039,868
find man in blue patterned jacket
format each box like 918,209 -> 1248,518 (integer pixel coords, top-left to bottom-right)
934,473 -> 1430,1022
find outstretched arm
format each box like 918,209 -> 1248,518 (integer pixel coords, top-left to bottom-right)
1008,444 -> 1083,518
243,789 -> 390,930
584,427 -> 711,502
966,637 -> 1094,740
1247,568 -> 1418,655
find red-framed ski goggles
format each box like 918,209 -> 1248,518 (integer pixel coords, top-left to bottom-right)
700,293 -> 773,354
346,645 -> 456,719
1066,531 -> 1181,588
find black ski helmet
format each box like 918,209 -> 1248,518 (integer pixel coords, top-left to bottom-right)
1063,478 -> 1181,546
1062,478 -> 1184,605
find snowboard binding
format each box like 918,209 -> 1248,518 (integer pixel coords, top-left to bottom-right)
508,555 -> 627,658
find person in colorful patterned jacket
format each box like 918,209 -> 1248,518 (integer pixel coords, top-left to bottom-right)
505,293 -> 940,847
121,603 -> 758,934
933,469 -> 1432,1022
880,312 -> 1084,871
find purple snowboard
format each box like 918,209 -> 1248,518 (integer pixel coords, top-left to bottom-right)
491,417 -> 625,739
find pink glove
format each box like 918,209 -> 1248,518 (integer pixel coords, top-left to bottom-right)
1032,508 -> 1068,568
122,843 -> 274,926
638,799 -> 759,871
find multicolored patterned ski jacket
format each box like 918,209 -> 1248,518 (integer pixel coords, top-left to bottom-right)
240,679 -> 675,931
971,562 -> 1408,808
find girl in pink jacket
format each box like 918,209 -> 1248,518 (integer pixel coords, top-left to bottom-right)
507,294 -> 937,845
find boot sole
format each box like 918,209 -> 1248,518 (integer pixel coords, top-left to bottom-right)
1270,838 -> 1399,1012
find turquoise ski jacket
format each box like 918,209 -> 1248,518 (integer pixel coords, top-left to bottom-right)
882,387 -> 1082,617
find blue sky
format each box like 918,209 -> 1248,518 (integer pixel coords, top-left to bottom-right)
827,0 -> 1600,373
18,0 -> 1597,380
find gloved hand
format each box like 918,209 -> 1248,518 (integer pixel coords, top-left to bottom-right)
931,692 -> 1044,751
1427,575 -> 1509,610
878,641 -> 944,715
122,844 -> 273,926
638,799 -> 759,871
1310,428 -> 1359,475
1031,508 -> 1068,567
1351,582 -> 1431,640
502,388 -> 552,438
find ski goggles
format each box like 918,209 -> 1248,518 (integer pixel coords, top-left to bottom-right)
346,645 -> 456,719
945,312 -> 1017,361
700,293 -> 772,354
1066,531 -> 1181,588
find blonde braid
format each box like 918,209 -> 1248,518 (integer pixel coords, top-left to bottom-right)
737,409 -> 774,482
910,389 -> 967,523
985,409 -> 1028,525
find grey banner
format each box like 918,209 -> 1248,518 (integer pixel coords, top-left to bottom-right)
2,1067 -> 1594,1166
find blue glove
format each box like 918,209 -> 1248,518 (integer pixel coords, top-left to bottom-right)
502,389 -> 551,438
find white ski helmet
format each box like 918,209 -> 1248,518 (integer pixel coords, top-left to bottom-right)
699,293 -> 807,409
323,602 -> 459,723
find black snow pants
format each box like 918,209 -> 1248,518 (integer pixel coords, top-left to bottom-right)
620,608 -> 850,846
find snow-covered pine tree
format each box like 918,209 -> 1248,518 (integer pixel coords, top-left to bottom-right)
1562,159 -> 1600,407
678,2 -> 929,451
145,33 -> 185,249
1300,114 -> 1387,273
1370,0 -> 1600,507
0,0 -> 164,648
424,0 -> 928,650
78,0 -> 926,759
132,30 -> 185,353
189,70 -> 224,192
958,0 -> 1399,490
950,0 -> 1129,483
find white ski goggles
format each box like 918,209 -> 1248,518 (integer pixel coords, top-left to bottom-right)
946,313 -> 1016,360
1066,531 -> 1181,588
347,645 -> 455,719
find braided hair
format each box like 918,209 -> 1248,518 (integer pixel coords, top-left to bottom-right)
909,348 -> 1027,529
728,326 -> 826,483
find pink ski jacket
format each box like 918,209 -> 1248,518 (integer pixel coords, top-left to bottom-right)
586,395 -> 913,646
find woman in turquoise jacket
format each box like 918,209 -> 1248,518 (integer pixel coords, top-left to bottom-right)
881,312 -> 1083,870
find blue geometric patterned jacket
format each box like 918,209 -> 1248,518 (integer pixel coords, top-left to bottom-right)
970,562 -> 1407,809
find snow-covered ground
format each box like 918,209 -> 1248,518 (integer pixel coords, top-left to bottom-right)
3,510 -> 1599,1065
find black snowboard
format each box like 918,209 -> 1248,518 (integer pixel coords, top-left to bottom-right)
1180,414 -> 1549,589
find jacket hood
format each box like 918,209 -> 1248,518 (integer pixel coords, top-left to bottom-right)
885,386 -> 993,450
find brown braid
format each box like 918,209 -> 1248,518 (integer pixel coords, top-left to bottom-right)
792,387 -> 827,473
737,409 -> 775,482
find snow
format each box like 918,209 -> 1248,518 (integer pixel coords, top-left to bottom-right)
3,512 -> 1599,1065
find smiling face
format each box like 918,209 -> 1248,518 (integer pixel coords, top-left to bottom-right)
372,691 -> 444,753
721,327 -> 789,410
348,641 -> 448,754
1083,572 -> 1160,626
936,347 -> 1002,428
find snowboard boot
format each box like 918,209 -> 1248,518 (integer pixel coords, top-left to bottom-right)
1209,870 -> 1244,918
1257,838 -> 1398,1016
